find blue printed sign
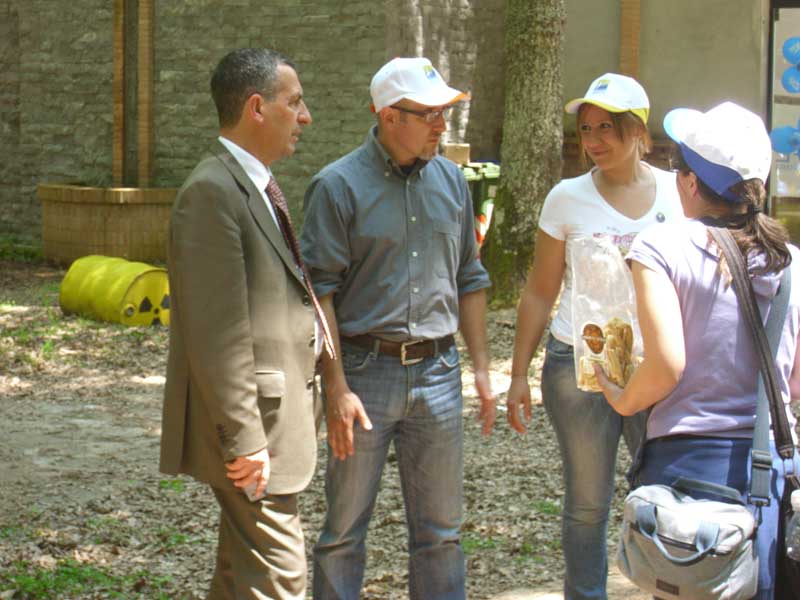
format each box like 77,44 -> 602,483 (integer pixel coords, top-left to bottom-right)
783,66 -> 800,94
784,37 -> 800,66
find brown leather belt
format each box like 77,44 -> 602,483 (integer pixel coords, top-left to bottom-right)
342,334 -> 456,365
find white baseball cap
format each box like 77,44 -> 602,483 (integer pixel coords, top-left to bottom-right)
370,57 -> 469,112
565,72 -> 649,125
664,101 -> 771,202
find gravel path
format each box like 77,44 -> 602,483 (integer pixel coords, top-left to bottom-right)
0,260 -> 646,599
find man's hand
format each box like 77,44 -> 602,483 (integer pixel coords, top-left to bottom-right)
475,369 -> 495,435
326,387 -> 373,461
226,447 -> 270,501
507,375 -> 532,434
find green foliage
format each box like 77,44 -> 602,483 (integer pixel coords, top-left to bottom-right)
126,328 -> 149,342
0,306 -> 64,368
39,283 -> 61,307
0,559 -> 173,598
461,528 -> 561,567
0,235 -> 43,263
462,532 -> 500,554
156,526 -> 189,549
1,305 -> 168,371
518,540 -> 535,556
513,535 -> 560,564
86,516 -> 135,547
532,498 -> 561,516
158,478 -> 186,493
41,339 -> 56,358
0,525 -> 27,541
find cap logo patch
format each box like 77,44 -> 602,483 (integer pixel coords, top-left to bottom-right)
423,65 -> 437,80
593,79 -> 610,94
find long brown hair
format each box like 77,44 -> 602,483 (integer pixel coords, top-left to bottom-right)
671,147 -> 791,274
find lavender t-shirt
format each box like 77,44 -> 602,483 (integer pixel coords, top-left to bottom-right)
627,220 -> 800,440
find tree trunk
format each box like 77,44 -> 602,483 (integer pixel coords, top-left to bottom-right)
482,0 -> 565,305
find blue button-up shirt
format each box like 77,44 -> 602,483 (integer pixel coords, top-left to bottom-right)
300,127 -> 491,342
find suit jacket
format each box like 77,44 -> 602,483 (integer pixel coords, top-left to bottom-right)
160,141 -> 318,495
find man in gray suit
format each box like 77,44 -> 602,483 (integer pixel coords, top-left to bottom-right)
160,48 -> 329,599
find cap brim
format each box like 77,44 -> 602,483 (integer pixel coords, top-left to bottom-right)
564,98 -> 630,115
663,108 -> 703,144
404,88 -> 470,108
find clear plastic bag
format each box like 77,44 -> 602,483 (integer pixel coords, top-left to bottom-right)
569,236 -> 643,392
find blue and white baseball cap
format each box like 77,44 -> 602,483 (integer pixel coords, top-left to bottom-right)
664,101 -> 771,202
370,57 -> 468,112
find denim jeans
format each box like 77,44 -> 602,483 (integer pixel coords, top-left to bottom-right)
313,341 -> 465,600
638,436 -> 800,600
540,335 -> 646,600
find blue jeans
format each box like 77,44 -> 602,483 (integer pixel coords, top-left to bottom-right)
313,341 -> 465,600
540,335 -> 646,600
638,436 -> 800,600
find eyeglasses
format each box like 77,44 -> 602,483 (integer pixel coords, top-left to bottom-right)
391,105 -> 452,123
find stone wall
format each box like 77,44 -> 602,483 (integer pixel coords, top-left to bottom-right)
152,1 -> 385,223
0,0 -> 114,241
0,0 -> 387,239
0,0 -> 510,241
0,2 -> 21,237
0,0 -> 773,242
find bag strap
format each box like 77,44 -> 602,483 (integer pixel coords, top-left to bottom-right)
710,228 -> 793,452
625,410 -> 650,488
635,503 -> 720,566
765,268 -> 793,452
709,227 -> 793,505
671,476 -> 746,505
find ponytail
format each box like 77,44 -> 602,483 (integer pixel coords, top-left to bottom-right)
706,178 -> 792,274
671,147 -> 792,274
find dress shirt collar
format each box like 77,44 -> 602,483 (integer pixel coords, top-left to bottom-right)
217,136 -> 279,227
218,136 -> 274,191
364,126 -> 428,179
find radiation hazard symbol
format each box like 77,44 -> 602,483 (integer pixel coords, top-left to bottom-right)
122,291 -> 170,327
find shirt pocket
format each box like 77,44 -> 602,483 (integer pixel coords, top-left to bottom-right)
432,219 -> 460,279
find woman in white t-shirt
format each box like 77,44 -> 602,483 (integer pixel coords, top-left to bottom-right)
506,73 -> 682,600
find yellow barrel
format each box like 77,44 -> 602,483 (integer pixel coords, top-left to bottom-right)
59,255 -> 170,326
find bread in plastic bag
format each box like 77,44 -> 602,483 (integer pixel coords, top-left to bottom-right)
569,236 -> 643,392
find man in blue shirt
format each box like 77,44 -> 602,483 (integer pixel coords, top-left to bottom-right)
301,57 -> 495,600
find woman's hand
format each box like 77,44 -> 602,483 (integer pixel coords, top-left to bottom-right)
592,363 -> 623,407
507,375 -> 533,433
593,262 -> 684,417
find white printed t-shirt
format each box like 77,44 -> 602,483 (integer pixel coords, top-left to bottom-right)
537,163 -> 682,345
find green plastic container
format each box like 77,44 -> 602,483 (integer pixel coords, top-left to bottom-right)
458,165 -> 481,215
463,162 -> 500,216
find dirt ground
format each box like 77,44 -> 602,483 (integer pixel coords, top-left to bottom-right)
0,259 -> 647,599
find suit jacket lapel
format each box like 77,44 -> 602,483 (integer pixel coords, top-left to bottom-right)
212,142 -> 304,287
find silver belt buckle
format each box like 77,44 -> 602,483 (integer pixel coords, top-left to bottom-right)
400,340 -> 424,366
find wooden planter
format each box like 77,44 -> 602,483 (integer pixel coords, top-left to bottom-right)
38,183 -> 177,266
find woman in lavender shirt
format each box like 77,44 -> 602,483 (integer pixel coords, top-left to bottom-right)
595,101 -> 800,599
